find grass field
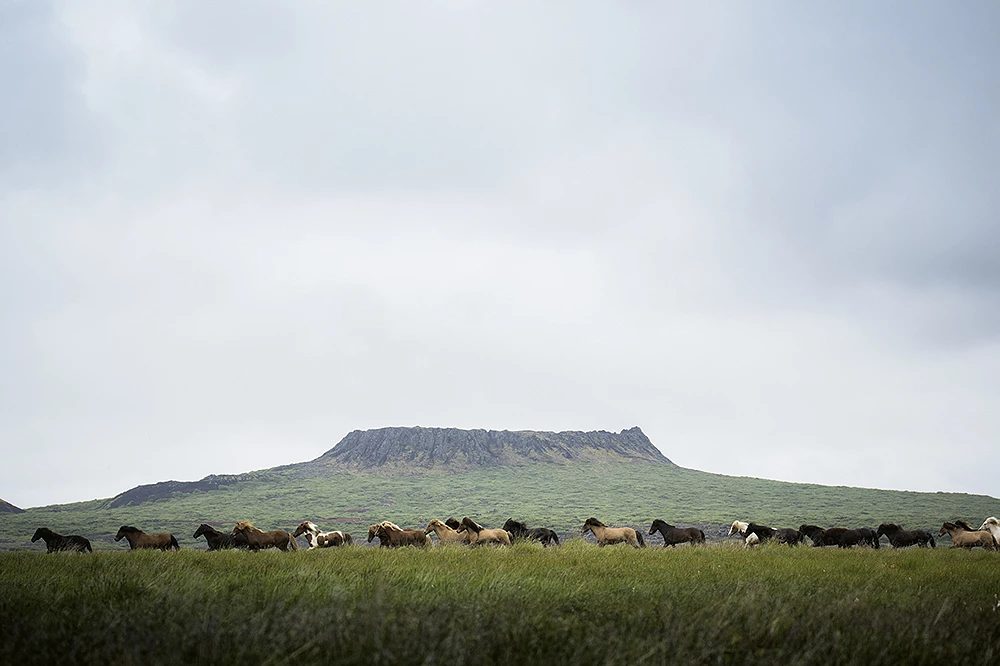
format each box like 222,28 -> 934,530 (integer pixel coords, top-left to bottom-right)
2,543 -> 999,664
3,462 -> 997,551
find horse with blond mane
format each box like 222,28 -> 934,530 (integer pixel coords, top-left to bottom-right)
425,519 -> 468,544
232,520 -> 297,551
582,517 -> 644,547
368,521 -> 430,548
459,517 -> 511,546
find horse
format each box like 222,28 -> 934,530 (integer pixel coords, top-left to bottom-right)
799,525 -> 829,547
775,528 -> 803,545
193,524 -> 240,550
293,521 -> 352,548
444,517 -> 463,531
502,519 -> 560,547
939,522 -> 997,550
232,520 -> 297,551
425,519 -> 468,544
368,521 -> 430,548
582,518 -> 644,547
876,523 -> 935,548
114,525 -> 180,551
31,527 -> 92,553
856,527 -> 880,549
728,520 -> 769,547
648,519 -> 704,547
460,517 -> 511,546
978,517 -> 1000,546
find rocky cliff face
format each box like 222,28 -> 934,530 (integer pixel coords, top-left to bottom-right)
315,426 -> 671,468
0,498 -> 25,513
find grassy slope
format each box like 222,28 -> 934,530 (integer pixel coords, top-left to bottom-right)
2,462 -> 996,550
2,545 -> 999,664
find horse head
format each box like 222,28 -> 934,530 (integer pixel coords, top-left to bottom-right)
115,526 -> 138,541
461,517 -> 484,534
582,518 -> 604,535
31,527 -> 48,542
193,524 -> 213,539
728,521 -> 748,537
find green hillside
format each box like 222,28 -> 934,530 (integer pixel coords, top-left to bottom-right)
3,461 -> 996,551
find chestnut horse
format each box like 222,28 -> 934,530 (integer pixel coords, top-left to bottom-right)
460,517 -> 511,546
425,519 -> 468,544
939,522 -> 997,550
293,521 -> 352,548
582,518 -> 644,547
368,521 -> 430,548
193,524 -> 240,550
31,527 -> 92,553
114,525 -> 179,551
232,521 -> 297,551
648,519 -> 704,547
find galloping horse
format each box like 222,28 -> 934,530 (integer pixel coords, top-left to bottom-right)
293,521 -> 352,548
798,525 -> 864,548
502,519 -> 560,547
581,518 -> 644,547
193,524 -> 240,550
648,519 -> 704,547
232,521 -> 297,551
876,523 -> 935,548
978,517 -> 1000,545
728,521 -> 766,547
425,519 -> 468,544
856,527 -> 880,548
775,528 -> 803,545
460,517 -> 511,546
939,522 -> 997,550
114,526 -> 179,551
368,521 -> 431,548
31,527 -> 92,553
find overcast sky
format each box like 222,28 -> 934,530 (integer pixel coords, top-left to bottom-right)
2,2 -> 999,508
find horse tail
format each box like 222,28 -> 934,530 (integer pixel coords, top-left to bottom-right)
170,535 -> 180,550
345,533 -> 353,545
288,532 -> 298,551
928,535 -> 935,548
698,529 -> 706,544
551,531 -> 559,546
84,540 -> 93,553
636,530 -> 645,548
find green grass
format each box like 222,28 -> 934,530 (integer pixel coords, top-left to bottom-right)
2,544 -> 999,664
2,462 -> 996,551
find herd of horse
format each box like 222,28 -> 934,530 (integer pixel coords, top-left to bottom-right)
27,516 -> 1000,553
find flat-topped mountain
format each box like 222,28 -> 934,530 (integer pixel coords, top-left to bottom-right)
0,499 -> 24,514
316,426 -> 671,468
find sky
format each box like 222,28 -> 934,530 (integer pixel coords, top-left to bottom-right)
2,1 -> 999,508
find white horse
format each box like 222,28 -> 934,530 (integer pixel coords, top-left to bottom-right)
293,521 -> 352,548
728,520 -> 760,548
978,517 -> 1000,546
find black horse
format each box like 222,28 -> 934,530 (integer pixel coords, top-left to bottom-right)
856,527 -> 880,549
799,525 -> 865,548
503,519 -> 560,546
774,528 -> 803,545
444,517 -> 463,531
193,524 -> 241,550
648,519 -> 705,547
877,523 -> 935,548
31,527 -> 92,553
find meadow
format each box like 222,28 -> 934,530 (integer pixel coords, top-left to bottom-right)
2,542 -> 998,664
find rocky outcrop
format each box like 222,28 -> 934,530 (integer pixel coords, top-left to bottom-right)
315,426 -> 671,468
0,498 -> 25,514
104,474 -> 245,509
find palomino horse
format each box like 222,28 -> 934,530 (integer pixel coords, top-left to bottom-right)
581,518 -> 644,547
425,519 -> 468,544
232,521 -> 297,551
502,519 -> 560,547
876,523 -> 935,548
978,517 -> 1000,545
193,524 -> 240,550
368,521 -> 431,548
114,526 -> 179,551
293,521 -> 352,548
31,527 -> 92,553
460,517 -> 511,546
648,519 -> 704,547
939,522 -> 997,550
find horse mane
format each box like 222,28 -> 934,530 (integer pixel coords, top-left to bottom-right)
118,525 -> 141,533
461,517 -> 485,533
506,519 -> 527,530
584,517 -> 605,528
379,521 -> 402,531
953,520 -> 975,531
234,520 -> 255,530
444,517 -> 462,530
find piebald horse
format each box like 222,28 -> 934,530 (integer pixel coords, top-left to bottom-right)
460,517 -> 511,546
425,519 -> 468,544
939,522 -> 997,550
114,525 -> 180,551
31,527 -> 92,553
581,518 -> 644,548
728,521 -> 760,548
293,521 -> 352,548
232,520 -> 298,551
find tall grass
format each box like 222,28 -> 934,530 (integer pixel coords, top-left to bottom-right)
2,543 -> 998,664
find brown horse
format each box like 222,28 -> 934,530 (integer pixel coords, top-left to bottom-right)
582,518 -> 644,547
426,519 -> 468,544
31,527 -> 92,553
232,520 -> 297,551
939,522 -> 997,550
648,519 -> 704,547
114,525 -> 179,551
460,517 -> 511,546
368,521 -> 430,548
